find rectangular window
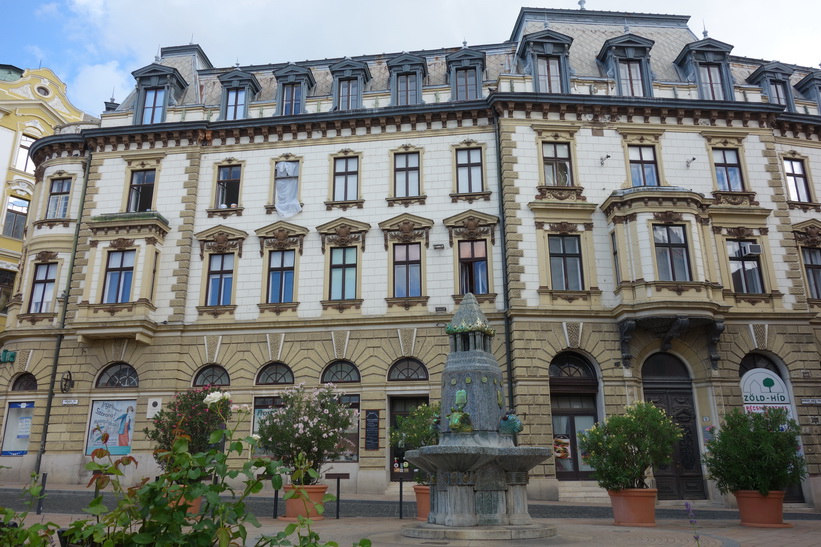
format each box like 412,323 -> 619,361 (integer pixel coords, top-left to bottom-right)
783,158 -> 811,202
542,143 -> 573,186
619,60 -> 645,97
713,149 -> 744,191
29,263 -> 57,313
102,250 -> 135,304
2,402 -> 35,456
142,88 -> 165,124
335,394 -> 360,462
803,247 -> 821,299
459,240 -> 488,295
393,243 -> 421,298
396,73 -> 417,106
699,64 -> 724,100
216,165 -> 241,208
333,157 -> 358,201
274,161 -> 301,216
330,247 -> 357,300
394,152 -> 420,198
628,146 -> 659,187
14,135 -> 35,174
127,170 -> 155,213
0,269 -> 14,314
206,253 -> 234,306
268,250 -> 295,303
549,235 -> 583,290
611,232 -> 621,284
337,78 -> 358,110
653,225 -> 691,281
537,56 -> 562,93
46,178 -> 72,219
456,148 -> 483,193
2,197 -> 29,239
771,81 -> 788,106
727,240 -> 764,294
455,67 -> 478,100
225,88 -> 246,120
282,83 -> 302,115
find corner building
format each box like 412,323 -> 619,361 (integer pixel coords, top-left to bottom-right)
3,7 -> 821,507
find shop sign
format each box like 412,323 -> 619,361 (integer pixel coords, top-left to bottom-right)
0,350 -> 16,363
740,368 -> 792,418
2,401 -> 34,456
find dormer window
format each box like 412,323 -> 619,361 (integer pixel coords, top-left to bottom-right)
217,69 -> 261,121
597,34 -> 655,98
387,53 -> 427,106
329,59 -> 371,111
274,64 -> 315,116
796,70 -> 821,113
446,47 -> 485,102
517,29 -> 573,94
674,38 -> 734,101
747,62 -> 796,112
131,64 -> 188,125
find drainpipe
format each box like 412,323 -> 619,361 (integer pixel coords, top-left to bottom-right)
490,104 -> 516,417
34,143 -> 92,476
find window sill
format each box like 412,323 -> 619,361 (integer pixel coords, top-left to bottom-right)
34,218 -> 75,229
197,305 -> 237,318
386,296 -> 429,309
712,190 -> 759,207
324,200 -> 364,211
535,186 -> 586,202
386,195 -> 427,208
452,293 -> 496,304
258,302 -> 299,315
207,207 -> 244,219
787,200 -> 821,212
449,191 -> 491,204
17,312 -> 56,325
321,299 -> 363,312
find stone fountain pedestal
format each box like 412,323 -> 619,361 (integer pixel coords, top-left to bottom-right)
402,294 -> 556,541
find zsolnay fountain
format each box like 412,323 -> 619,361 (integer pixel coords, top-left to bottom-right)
402,293 -> 556,540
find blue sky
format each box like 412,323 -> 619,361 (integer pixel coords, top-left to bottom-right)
2,0 -> 820,117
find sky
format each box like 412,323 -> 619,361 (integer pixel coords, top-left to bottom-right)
2,0 -> 820,117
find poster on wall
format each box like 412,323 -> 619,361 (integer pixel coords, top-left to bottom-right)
1,401 -> 35,456
740,368 -> 793,418
85,400 -> 136,456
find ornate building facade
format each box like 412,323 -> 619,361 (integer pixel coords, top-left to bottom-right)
2,7 -> 820,506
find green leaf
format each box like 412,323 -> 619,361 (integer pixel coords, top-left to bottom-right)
132,533 -> 156,544
315,503 -> 325,515
283,523 -> 298,536
322,494 -> 335,503
209,429 -> 224,444
216,526 -> 230,547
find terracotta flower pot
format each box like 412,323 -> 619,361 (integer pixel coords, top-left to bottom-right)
281,484 -> 329,521
413,484 -> 431,521
734,490 -> 791,528
607,488 -> 657,527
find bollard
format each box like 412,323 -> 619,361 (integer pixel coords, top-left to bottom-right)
399,477 -> 404,519
335,476 -> 341,519
273,489 -> 279,519
35,472 -> 47,515
325,473 -> 349,519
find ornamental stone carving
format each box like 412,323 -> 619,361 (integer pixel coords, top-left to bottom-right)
109,238 -> 135,249
795,225 -> 821,247
34,251 -> 58,262
652,211 -> 683,223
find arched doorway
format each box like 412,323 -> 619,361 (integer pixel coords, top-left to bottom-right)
642,353 -> 706,499
387,358 -> 430,481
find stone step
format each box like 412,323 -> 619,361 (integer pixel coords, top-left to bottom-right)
557,481 -> 610,503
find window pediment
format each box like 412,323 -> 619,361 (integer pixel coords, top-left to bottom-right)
379,213 -> 434,250
329,58 -> 372,82
195,225 -> 247,258
793,220 -> 821,247
597,34 -> 654,62
131,64 -> 188,94
217,69 -> 261,95
747,62 -> 794,85
674,38 -> 733,66
443,210 -> 497,246
255,221 -> 309,255
517,29 -> 573,59
387,53 -> 428,78
273,63 -> 316,88
446,47 -> 486,71
316,217 -> 370,253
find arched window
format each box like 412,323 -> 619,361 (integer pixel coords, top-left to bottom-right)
257,362 -> 294,385
388,358 -> 428,381
321,360 -> 360,383
194,364 -> 230,387
96,363 -> 139,388
739,353 -> 782,378
12,373 -> 37,391
642,352 -> 691,382
549,353 -> 596,379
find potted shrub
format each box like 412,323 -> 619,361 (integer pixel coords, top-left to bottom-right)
703,407 -> 807,528
143,385 -> 232,513
578,401 -> 681,526
389,403 -> 440,521
256,383 -> 357,520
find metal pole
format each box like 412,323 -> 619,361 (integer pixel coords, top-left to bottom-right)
35,472 -> 47,515
399,477 -> 403,519
335,476 -> 341,519
273,489 -> 279,519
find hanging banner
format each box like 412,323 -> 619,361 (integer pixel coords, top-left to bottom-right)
86,400 -> 136,455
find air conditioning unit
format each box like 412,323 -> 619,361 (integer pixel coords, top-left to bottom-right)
742,244 -> 763,257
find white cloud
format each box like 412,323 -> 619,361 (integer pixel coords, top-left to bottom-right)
34,3 -> 60,17
68,61 -> 133,117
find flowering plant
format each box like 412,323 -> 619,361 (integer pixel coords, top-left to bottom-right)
578,401 -> 682,491
144,385 -> 232,471
257,383 -> 357,485
703,407 -> 806,496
